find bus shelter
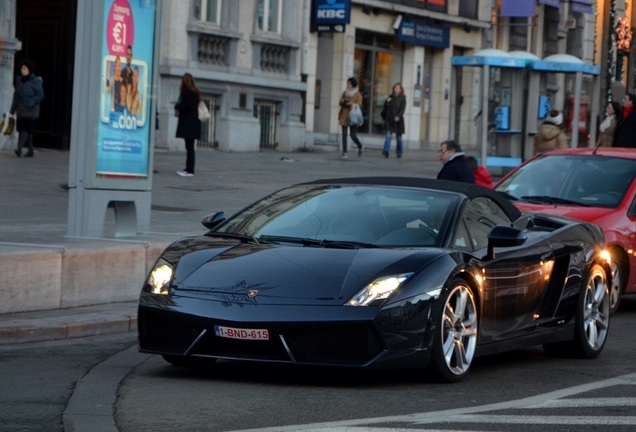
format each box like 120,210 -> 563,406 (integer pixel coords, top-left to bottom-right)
450,49 -> 537,169
451,50 -> 600,169
524,54 -> 601,160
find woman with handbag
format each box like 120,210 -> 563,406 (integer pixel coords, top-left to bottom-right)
337,77 -> 364,159
174,73 -> 201,176
10,59 -> 44,158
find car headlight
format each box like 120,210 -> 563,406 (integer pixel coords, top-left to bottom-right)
345,273 -> 413,306
144,259 -> 174,295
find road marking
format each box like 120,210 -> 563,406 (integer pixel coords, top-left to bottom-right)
229,372 -> 636,432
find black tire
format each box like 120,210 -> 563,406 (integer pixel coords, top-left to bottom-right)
162,355 -> 217,368
543,264 -> 610,358
609,252 -> 626,314
425,278 -> 478,383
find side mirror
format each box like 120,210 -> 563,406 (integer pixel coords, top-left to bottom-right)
201,211 -> 226,230
486,225 -> 527,260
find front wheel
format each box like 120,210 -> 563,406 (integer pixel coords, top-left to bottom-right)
426,279 -> 478,383
609,254 -> 626,314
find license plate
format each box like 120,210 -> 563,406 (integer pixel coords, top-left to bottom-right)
214,325 -> 269,341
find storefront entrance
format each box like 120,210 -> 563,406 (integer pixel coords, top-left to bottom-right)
15,0 -> 76,150
354,30 -> 403,136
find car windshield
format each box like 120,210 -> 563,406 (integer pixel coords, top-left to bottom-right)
496,154 -> 636,209
212,185 -> 458,247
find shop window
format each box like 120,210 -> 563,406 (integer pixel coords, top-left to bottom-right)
257,0 -> 281,34
193,0 -> 221,24
354,31 -> 403,135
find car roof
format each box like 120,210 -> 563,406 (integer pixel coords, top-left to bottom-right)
297,176 -> 522,221
537,146 -> 636,159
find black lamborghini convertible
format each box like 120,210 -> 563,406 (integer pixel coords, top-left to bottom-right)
138,177 -> 611,382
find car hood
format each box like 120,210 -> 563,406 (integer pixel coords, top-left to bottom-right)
165,238 -> 446,306
514,202 -> 612,222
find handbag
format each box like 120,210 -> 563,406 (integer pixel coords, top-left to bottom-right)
0,112 -> 15,135
198,100 -> 211,122
348,103 -> 363,126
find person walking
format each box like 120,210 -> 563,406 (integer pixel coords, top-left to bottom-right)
10,59 -> 45,158
174,73 -> 201,177
612,93 -> 636,148
337,77 -> 364,159
596,100 -> 622,147
436,139 -> 475,184
382,82 -> 406,158
533,109 -> 569,154
465,155 -> 493,188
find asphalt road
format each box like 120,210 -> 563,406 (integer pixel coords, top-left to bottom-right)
1,297 -> 634,432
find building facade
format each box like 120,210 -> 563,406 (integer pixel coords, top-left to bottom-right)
0,1 -> 628,156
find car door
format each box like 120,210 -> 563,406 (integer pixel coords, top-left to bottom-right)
457,197 -> 554,343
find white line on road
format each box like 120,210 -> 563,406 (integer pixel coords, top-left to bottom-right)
229,372 -> 636,432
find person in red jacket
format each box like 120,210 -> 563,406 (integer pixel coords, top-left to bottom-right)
465,156 -> 494,188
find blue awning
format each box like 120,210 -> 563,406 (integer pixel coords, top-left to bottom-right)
451,49 -> 528,68
528,54 -> 600,75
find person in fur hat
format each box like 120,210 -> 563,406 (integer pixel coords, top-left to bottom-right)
10,59 -> 45,157
533,109 -> 569,154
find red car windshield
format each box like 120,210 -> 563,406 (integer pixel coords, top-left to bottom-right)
496,154 -> 636,209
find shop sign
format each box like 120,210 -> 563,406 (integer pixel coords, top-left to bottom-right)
311,0 -> 350,32
397,20 -> 449,49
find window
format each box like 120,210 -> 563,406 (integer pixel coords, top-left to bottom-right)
257,0 -> 281,33
462,197 -> 512,250
194,0 -> 221,24
355,31 -> 404,135
458,0 -> 478,19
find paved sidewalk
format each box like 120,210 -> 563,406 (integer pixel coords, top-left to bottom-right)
0,145 -> 444,344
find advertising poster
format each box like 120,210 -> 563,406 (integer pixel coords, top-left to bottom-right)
96,0 -> 156,178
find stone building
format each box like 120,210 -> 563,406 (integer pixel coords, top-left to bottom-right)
0,1 -> 624,156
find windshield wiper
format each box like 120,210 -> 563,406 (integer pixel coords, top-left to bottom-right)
205,232 -> 263,244
302,238 -> 378,249
257,235 -> 376,249
520,196 -> 590,206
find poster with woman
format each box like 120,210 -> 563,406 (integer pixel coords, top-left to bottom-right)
96,0 -> 155,178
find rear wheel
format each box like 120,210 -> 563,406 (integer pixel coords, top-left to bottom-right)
544,264 -> 609,358
426,279 -> 478,383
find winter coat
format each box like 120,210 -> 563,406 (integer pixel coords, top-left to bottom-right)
533,122 -> 569,154
10,74 -> 44,119
175,88 -> 201,140
613,109 -> 636,148
596,115 -> 617,147
384,93 -> 406,135
437,154 -> 475,184
338,89 -> 363,127
473,165 -> 494,188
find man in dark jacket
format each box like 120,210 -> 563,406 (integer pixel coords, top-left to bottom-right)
436,139 -> 475,184
612,93 -> 636,148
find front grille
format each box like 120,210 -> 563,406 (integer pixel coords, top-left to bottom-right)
191,331 -> 290,361
284,324 -> 383,365
138,308 -> 202,354
140,308 -> 384,366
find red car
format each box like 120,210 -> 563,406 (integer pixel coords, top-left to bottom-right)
495,147 -> 636,314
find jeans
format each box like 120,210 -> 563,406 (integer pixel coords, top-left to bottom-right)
341,125 -> 362,153
17,131 -> 34,154
383,131 -> 403,157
